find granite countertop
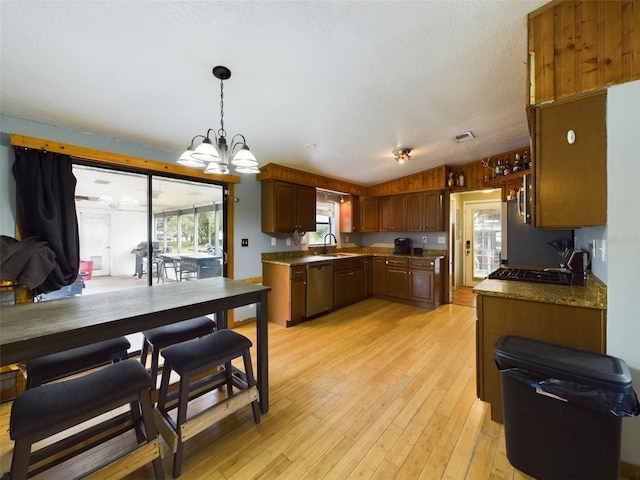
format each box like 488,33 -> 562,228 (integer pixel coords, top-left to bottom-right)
262,248 -> 446,266
472,275 -> 607,310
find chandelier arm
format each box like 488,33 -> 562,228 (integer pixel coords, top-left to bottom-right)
229,134 -> 248,153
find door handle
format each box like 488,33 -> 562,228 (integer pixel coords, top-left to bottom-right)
465,240 -> 471,256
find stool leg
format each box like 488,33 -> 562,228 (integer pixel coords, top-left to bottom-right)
157,367 -> 172,410
10,435 -> 33,480
242,350 -> 261,424
140,339 -> 150,369
173,373 -> 191,478
149,346 -> 161,390
224,361 -> 234,394
138,389 -> 165,480
129,400 -> 146,444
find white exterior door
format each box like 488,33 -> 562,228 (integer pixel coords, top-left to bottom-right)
79,211 -> 111,276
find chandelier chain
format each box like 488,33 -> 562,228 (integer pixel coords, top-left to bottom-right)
218,78 -> 226,138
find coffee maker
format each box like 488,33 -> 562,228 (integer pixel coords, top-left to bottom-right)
394,238 -> 412,254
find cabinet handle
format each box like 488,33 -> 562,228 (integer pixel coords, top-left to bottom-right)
430,262 -> 434,266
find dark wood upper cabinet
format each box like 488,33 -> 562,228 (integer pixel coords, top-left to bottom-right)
534,91 -> 606,228
379,195 -> 406,231
358,196 -> 379,232
261,180 -> 316,233
406,191 -> 444,232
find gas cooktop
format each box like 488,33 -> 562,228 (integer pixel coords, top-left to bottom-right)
487,267 -> 574,286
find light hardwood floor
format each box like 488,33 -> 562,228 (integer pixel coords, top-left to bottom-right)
0,298 -> 611,479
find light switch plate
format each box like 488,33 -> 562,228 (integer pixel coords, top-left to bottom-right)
271,237 -> 276,246
437,236 -> 446,244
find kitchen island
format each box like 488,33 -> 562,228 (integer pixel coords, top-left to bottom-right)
473,275 -> 607,423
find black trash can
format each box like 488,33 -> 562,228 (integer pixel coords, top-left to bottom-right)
494,335 -> 640,480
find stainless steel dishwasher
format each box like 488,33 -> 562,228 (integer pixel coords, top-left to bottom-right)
306,262 -> 334,317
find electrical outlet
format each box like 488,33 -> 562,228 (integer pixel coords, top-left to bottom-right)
286,237 -> 291,246
422,236 -> 427,243
346,235 -> 350,243
271,237 -> 276,246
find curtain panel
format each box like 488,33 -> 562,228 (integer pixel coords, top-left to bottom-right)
11,148 -> 79,293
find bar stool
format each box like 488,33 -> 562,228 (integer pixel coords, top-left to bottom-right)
24,336 -> 130,389
9,359 -> 164,480
155,329 -> 260,477
140,316 -> 216,389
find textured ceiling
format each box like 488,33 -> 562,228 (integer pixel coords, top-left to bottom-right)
0,0 -> 547,186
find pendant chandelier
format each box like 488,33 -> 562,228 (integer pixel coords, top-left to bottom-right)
177,66 -> 259,174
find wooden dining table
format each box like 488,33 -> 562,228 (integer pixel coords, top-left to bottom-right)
0,277 -> 271,413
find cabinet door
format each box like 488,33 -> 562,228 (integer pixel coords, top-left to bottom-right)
423,191 -> 443,231
406,192 -> 424,231
363,257 -> 372,297
350,268 -> 364,303
372,257 -> 386,295
380,195 -> 406,231
385,260 -> 408,299
333,269 -> 352,308
535,92 -> 606,228
409,268 -> 434,303
261,180 -> 296,232
290,276 -> 307,323
359,196 -> 379,232
339,195 -> 359,233
296,184 -> 317,232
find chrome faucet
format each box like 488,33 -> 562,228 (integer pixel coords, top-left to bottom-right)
323,233 -> 338,254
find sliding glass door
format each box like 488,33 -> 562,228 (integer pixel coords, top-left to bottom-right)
71,164 -> 226,297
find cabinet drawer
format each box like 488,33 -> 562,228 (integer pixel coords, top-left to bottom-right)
333,257 -> 364,272
386,257 -> 408,268
409,258 -> 435,270
289,266 -> 306,280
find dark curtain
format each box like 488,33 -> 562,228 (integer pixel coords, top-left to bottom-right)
12,148 -> 80,294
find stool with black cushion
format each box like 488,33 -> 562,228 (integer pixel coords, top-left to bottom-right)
155,329 -> 260,478
9,359 -> 164,480
140,316 -> 216,389
24,336 -> 130,389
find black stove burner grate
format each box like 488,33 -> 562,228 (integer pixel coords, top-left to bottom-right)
488,267 -> 574,286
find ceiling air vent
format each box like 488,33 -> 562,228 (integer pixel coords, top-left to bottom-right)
455,131 -> 475,143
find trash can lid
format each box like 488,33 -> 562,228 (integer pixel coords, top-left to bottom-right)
494,335 -> 633,390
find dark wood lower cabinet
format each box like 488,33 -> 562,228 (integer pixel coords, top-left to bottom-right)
385,258 -> 409,299
475,293 -> 606,423
333,257 -> 366,309
376,256 -> 444,309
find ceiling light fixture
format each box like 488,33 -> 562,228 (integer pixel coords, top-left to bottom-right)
393,147 -> 412,164
177,66 -> 259,174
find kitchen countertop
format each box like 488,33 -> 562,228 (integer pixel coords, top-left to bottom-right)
261,248 -> 446,267
472,274 -> 606,310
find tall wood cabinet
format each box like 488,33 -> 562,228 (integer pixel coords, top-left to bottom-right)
534,92 -> 607,228
261,180 -> 316,233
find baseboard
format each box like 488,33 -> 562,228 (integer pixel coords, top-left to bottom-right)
621,461 -> 640,480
